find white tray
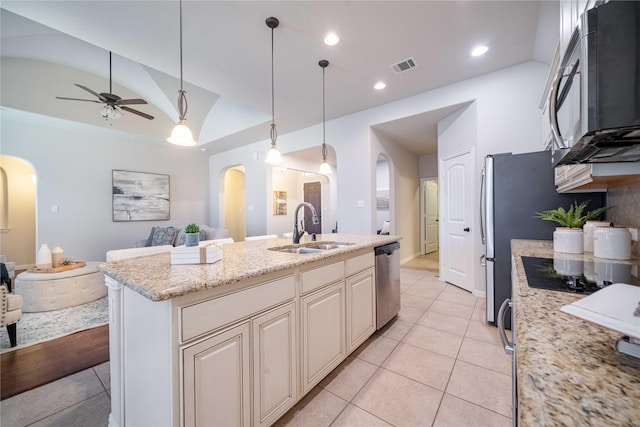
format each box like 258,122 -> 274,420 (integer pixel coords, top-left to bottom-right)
561,283 -> 640,339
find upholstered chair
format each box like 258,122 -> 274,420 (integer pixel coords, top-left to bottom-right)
1,284 -> 23,347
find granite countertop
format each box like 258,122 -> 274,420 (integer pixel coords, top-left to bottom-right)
100,233 -> 399,302
511,239 -> 640,426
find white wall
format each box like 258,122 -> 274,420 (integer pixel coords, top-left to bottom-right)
269,168 -> 301,237
419,153 -> 438,178
1,111 -> 210,262
209,61 -> 548,264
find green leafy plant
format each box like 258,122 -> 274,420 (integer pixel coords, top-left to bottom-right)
534,200 -> 612,228
184,223 -> 200,234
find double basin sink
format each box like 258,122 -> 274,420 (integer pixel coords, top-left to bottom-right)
269,241 -> 354,254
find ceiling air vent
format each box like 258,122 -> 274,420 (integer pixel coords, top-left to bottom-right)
389,57 -> 417,74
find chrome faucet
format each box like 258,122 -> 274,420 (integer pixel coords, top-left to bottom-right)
293,202 -> 319,244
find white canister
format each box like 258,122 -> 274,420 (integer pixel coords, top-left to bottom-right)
583,221 -> 611,252
52,246 -> 64,268
553,228 -> 584,254
37,244 -> 52,268
594,227 -> 632,260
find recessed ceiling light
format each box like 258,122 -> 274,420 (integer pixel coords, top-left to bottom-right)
324,33 -> 339,46
374,82 -> 386,90
471,45 -> 489,57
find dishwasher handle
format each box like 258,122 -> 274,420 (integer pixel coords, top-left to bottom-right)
375,241 -> 400,256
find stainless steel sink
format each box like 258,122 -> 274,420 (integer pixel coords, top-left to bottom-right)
304,243 -> 352,250
268,241 -> 354,254
273,247 -> 323,254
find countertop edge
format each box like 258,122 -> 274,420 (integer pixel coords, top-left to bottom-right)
99,234 -> 401,302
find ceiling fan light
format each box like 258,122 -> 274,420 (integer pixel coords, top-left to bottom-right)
100,105 -> 121,119
265,145 -> 283,164
167,120 -> 196,146
319,161 -> 333,174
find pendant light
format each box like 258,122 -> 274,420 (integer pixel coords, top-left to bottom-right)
318,60 -> 333,174
264,17 -> 283,164
167,0 -> 196,146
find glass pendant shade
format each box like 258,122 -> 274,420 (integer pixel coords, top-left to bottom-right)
167,119 -> 196,146
265,145 -> 283,164
318,160 -> 333,174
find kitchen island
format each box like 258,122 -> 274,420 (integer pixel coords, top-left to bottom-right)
511,239 -> 640,426
100,234 -> 399,427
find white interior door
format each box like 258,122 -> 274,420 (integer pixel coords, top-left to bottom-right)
425,180 -> 439,254
440,150 -> 474,292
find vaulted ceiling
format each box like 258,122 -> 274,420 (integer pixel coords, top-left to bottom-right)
1,1 -> 558,155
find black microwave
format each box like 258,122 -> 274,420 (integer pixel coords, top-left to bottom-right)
549,0 -> 640,165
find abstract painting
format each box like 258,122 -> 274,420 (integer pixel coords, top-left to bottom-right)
112,170 -> 170,221
376,189 -> 390,210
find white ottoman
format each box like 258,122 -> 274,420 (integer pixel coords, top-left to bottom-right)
15,262 -> 106,312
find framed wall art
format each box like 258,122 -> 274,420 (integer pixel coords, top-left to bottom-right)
273,191 -> 287,215
112,170 -> 170,221
376,188 -> 390,210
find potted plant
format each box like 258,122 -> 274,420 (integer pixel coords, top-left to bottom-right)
184,223 -> 200,247
534,201 -> 611,254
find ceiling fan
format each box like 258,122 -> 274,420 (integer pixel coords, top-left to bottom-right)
56,51 -> 154,120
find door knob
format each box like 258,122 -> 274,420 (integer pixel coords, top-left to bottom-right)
463,227 -> 470,232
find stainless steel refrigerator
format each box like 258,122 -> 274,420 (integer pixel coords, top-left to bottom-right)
481,151 -> 606,329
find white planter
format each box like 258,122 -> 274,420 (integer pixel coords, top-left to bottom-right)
553,228 -> 584,254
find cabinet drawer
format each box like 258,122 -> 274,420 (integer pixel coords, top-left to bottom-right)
301,261 -> 344,295
346,252 -> 374,276
181,275 -> 295,342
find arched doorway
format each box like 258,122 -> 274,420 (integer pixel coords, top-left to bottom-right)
0,155 -> 37,266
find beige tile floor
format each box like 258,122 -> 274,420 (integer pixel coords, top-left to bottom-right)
0,254 -> 512,427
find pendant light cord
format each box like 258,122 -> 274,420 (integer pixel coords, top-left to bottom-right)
177,0 -> 188,121
322,65 -> 327,161
270,24 -> 277,147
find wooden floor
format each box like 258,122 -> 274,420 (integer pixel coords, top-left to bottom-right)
0,324 -> 109,400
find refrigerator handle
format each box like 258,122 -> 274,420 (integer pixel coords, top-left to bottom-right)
480,168 -> 486,245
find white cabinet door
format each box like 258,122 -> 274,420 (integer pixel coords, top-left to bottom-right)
252,302 -> 297,427
347,268 -> 376,353
301,281 -> 346,395
182,322 -> 251,427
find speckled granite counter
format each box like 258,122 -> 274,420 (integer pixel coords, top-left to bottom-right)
100,233 -> 399,301
511,239 -> 640,426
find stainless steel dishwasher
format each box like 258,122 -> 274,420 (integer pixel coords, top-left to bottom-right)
375,241 -> 401,329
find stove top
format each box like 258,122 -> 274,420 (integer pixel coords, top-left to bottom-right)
522,256 -> 640,295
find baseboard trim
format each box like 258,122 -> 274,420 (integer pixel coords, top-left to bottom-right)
400,253 -> 420,266
473,289 -> 486,298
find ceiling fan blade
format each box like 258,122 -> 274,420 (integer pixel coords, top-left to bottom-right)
117,99 -> 148,106
55,96 -> 102,103
121,106 -> 154,120
74,84 -> 107,102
